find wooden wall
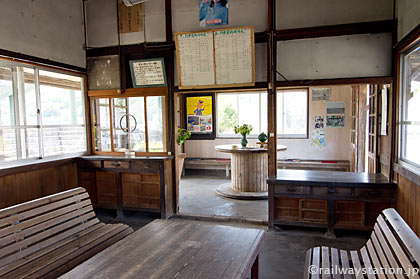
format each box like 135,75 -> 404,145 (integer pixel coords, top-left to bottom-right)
395,171 -> 420,236
0,160 -> 78,209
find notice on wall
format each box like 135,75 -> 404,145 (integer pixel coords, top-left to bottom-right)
326,102 -> 345,114
312,88 -> 330,101
129,58 -> 166,88
214,28 -> 254,85
311,129 -> 325,148
175,26 -> 254,89
176,31 -> 215,88
118,0 -> 143,33
314,116 -> 324,129
199,0 -> 229,27
326,115 -> 345,127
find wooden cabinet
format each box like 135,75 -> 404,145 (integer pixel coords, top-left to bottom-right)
268,170 -> 396,236
77,156 -> 174,219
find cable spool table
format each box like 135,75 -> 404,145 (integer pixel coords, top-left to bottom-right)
215,144 -> 287,200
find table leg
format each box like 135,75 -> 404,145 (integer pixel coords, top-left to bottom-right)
251,255 -> 259,279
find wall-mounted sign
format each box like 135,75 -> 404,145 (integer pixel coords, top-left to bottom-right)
129,58 -> 167,88
184,93 -> 216,139
312,88 -> 330,101
175,26 -> 255,89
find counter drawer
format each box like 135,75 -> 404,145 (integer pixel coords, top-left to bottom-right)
353,188 -> 395,199
132,161 -> 160,172
78,160 -> 102,169
103,161 -> 130,169
312,187 -> 351,196
274,185 -> 310,195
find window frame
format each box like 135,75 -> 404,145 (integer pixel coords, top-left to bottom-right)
276,88 -> 309,139
398,41 -> 420,172
0,58 -> 88,164
89,87 -> 169,156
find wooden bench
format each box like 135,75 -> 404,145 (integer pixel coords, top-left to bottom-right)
0,187 -> 133,279
304,208 -> 420,279
278,159 -> 350,172
184,158 -> 231,177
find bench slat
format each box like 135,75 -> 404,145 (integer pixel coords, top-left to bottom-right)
0,192 -> 90,228
0,217 -> 99,268
321,246 -> 331,279
377,215 -> 419,279
350,251 -> 364,279
370,233 -> 395,279
0,222 -> 104,277
360,246 -> 376,279
304,248 -> 312,279
0,199 -> 91,239
373,224 -> 405,279
330,248 -> 340,279
5,224 -> 131,279
0,188 -> 86,219
366,240 -> 386,279
313,247 -> 321,279
339,250 -> 352,279
0,204 -> 93,248
383,208 -> 420,265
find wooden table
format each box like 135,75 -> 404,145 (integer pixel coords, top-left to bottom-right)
215,144 -> 287,199
60,219 -> 265,279
267,169 -> 396,237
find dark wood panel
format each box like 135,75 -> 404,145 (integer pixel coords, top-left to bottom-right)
96,171 -> 117,209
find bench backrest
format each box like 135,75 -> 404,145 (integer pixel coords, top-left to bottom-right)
367,208 -> 420,277
0,187 -> 99,272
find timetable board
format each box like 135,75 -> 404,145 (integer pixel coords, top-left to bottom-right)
175,26 -> 255,89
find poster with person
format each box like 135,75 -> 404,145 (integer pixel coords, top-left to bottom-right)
186,96 -> 213,133
199,0 -> 228,27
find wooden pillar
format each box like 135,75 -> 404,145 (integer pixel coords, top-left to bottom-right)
267,0 -> 277,177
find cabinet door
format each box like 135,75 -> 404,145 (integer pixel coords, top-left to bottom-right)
78,171 -> 97,206
121,173 -> 160,210
96,171 -> 116,209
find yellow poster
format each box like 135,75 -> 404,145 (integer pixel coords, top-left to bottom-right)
186,96 -> 213,133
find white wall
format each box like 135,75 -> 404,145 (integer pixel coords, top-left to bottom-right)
0,0 -> 85,68
277,33 -> 392,80
276,0 -> 393,29
184,85 -> 352,161
396,0 -> 420,41
86,0 -> 166,47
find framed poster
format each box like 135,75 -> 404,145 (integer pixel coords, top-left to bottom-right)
184,93 -> 216,139
129,58 -> 167,88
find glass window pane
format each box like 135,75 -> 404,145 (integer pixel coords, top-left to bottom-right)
39,70 -> 84,126
260,93 -> 268,134
93,98 -> 111,152
401,44 -> 420,166
277,89 -> 307,136
128,97 -> 146,152
147,96 -> 166,152
238,93 -> 260,135
22,68 -> 37,125
113,98 -> 129,152
217,94 -> 238,135
0,67 -> 14,126
0,128 -> 17,161
20,128 -> 39,159
43,126 -> 86,157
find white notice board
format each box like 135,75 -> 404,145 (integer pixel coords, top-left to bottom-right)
175,26 -> 255,89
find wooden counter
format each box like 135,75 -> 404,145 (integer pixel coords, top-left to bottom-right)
77,155 -> 174,219
268,169 -> 396,236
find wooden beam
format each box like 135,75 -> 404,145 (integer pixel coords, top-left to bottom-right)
275,20 -> 396,41
165,0 -> 172,42
0,49 -> 86,73
276,76 -> 394,87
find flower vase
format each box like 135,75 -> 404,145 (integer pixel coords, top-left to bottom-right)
241,134 -> 248,147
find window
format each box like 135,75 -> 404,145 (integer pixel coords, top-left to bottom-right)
217,92 -> 267,136
92,95 -> 166,154
277,89 -> 308,138
216,89 -> 308,138
0,62 -> 86,162
400,42 -> 420,168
